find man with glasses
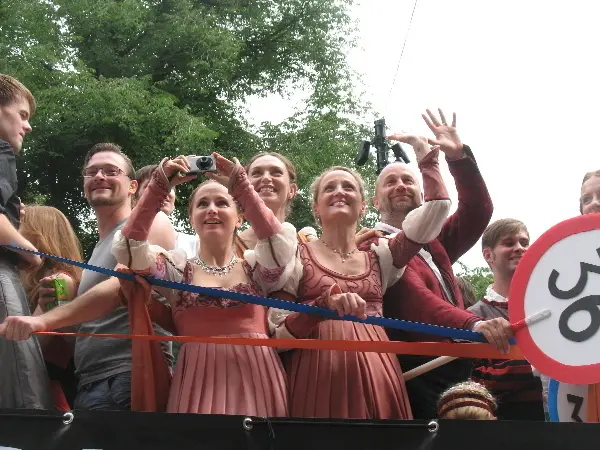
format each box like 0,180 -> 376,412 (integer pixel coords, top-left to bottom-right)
1,142 -> 177,410
1,143 -> 176,410
69,143 -> 176,410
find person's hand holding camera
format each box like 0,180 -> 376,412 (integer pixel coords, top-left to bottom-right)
205,154 -> 230,186
163,155 -> 196,187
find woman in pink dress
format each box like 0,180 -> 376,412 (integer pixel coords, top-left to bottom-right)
112,154 -> 296,416
268,145 -> 453,420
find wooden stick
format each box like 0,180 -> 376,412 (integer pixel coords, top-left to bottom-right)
403,356 -> 458,381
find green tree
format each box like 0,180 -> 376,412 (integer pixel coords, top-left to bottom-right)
1,0 -> 373,257
456,262 -> 494,301
258,92 -> 377,231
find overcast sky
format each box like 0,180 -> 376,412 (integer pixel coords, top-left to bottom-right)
244,0 -> 599,270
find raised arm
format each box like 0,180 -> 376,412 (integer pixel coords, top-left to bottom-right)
214,153 -> 300,294
421,109 -> 493,262
112,157 -> 193,300
373,147 -> 451,288
120,157 -> 191,245
219,153 -> 282,242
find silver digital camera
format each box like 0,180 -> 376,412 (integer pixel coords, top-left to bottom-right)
186,155 -> 217,175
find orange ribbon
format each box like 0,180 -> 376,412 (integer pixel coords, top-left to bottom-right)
35,331 -> 523,360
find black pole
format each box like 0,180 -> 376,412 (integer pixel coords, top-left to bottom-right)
373,118 -> 388,174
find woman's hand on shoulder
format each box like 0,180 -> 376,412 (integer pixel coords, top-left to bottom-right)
355,227 -> 383,249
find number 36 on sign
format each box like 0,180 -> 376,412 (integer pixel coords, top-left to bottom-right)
510,214 -> 600,385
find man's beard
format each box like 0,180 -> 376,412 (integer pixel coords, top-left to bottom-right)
391,203 -> 416,214
385,197 -> 417,215
88,194 -> 126,207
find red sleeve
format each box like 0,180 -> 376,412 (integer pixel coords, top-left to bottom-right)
385,149 -> 449,268
122,168 -> 171,241
386,265 -> 481,331
229,164 -> 281,240
437,145 -> 493,263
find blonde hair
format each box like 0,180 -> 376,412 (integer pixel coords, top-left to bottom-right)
437,381 -> 497,420
580,170 -> 600,214
0,74 -> 36,116
481,218 -> 528,251
310,166 -> 366,205
19,206 -> 83,311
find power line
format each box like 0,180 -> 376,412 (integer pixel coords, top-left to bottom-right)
385,0 -> 419,110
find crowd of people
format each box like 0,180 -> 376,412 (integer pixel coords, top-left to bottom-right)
0,73 -> 593,421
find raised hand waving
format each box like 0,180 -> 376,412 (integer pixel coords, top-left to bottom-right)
421,109 -> 464,160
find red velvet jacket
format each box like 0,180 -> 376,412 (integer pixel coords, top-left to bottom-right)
379,145 -> 493,342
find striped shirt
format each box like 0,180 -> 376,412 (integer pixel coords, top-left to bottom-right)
468,287 -> 544,418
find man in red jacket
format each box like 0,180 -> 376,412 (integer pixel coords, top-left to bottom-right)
368,109 -> 495,419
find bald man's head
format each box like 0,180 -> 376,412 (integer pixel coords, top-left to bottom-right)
373,162 -> 422,216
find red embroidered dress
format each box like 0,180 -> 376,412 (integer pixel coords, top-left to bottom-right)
112,164 -> 297,417
269,149 -> 452,419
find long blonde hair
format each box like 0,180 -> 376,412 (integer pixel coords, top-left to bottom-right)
19,205 -> 83,311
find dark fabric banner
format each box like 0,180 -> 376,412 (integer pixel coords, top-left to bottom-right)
1,409 -> 599,450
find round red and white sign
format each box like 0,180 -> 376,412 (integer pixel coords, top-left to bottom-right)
510,213 -> 600,385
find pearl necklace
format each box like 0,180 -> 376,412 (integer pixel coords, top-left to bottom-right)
320,239 -> 357,263
193,255 -> 239,277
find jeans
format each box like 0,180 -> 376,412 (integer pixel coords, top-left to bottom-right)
74,372 -> 131,411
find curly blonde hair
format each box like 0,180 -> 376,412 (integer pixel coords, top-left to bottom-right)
437,380 -> 497,420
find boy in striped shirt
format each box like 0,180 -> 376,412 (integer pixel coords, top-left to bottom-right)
468,218 -> 545,421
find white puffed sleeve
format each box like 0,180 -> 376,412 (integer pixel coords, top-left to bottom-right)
370,236 -> 407,291
244,222 -> 304,295
403,199 -> 451,244
369,199 -> 451,292
112,231 -> 188,302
